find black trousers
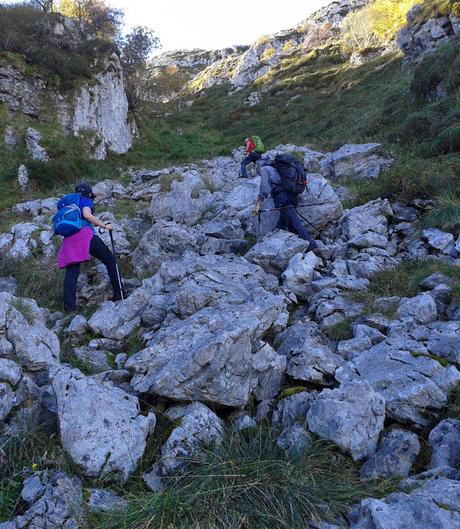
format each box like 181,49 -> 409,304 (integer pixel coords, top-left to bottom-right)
273,191 -> 316,247
63,235 -> 122,311
241,151 -> 262,177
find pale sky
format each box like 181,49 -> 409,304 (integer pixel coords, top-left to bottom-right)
108,0 -> 332,52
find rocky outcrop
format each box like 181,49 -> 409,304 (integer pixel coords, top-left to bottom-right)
0,292 -> 60,372
306,381 -> 386,461
0,16 -> 134,160
397,4 -> 460,63
349,478 -> 460,529
61,54 -> 134,159
186,0 -> 368,92
143,402 -> 224,491
126,295 -> 287,407
360,429 -> 420,480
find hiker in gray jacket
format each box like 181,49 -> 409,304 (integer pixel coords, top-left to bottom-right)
254,159 -> 317,249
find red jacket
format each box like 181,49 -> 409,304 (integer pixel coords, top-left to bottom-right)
245,139 -> 255,155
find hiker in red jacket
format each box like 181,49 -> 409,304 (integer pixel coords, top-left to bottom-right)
240,137 -> 263,178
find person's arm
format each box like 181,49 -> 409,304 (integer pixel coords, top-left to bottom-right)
254,168 -> 271,214
82,207 -> 113,231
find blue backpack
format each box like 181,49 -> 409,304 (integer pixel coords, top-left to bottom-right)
52,193 -> 85,237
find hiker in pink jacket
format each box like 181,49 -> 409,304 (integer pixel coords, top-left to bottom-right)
57,183 -> 123,313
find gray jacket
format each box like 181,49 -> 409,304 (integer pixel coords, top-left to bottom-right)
258,165 -> 281,200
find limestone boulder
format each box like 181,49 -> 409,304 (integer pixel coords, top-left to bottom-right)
0,471 -> 82,529
275,322 -> 343,384
349,478 -> 460,529
429,419 -> 460,469
127,294 -> 287,407
245,230 -> 310,276
52,366 -> 155,480
306,381 -> 386,461
360,429 -> 420,480
0,292 -> 60,372
336,339 -> 460,427
87,288 -> 150,340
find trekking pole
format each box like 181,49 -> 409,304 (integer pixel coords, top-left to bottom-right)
100,223 -> 125,302
296,209 -> 320,234
258,204 -> 321,234
258,202 -> 329,213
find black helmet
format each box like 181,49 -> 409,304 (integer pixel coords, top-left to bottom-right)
75,183 -> 95,199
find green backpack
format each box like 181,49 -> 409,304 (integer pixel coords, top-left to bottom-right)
252,135 -> 265,153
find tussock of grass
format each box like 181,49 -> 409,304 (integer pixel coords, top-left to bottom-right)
351,260 -> 460,310
323,317 -> 356,341
0,256 -> 63,310
98,428 -> 393,529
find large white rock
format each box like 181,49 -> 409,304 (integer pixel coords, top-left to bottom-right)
68,54 -> 133,160
342,199 -> 393,250
349,478 -> 460,529
336,339 -> 460,427
88,288 -> 150,340
396,294 -> 438,324
0,292 -> 60,371
52,366 -> 155,480
127,294 -> 287,407
245,230 -> 310,276
331,143 -> 393,179
306,381 -> 386,461
298,175 -> 343,229
281,251 -> 322,299
275,322 -> 343,384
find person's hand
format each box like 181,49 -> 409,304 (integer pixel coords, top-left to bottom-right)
99,221 -> 113,232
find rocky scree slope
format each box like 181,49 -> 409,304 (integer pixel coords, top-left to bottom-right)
0,141 -> 459,528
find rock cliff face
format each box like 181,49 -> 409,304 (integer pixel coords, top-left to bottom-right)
0,16 -> 134,160
56,53 -> 134,160
151,46 -> 249,71
150,0 -> 367,94
397,4 -> 460,63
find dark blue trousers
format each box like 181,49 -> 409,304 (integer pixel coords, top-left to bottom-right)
273,192 -> 316,247
241,151 -> 262,177
63,235 -> 122,311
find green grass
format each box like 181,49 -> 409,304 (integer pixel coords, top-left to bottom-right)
323,317 -> 356,341
95,428 -> 394,529
0,256 -> 64,310
351,260 -> 460,310
0,421 -> 75,522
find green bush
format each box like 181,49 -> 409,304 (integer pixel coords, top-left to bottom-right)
0,5 -> 118,90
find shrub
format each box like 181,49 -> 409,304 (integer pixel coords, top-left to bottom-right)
341,0 -> 418,51
0,5 -> 118,89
